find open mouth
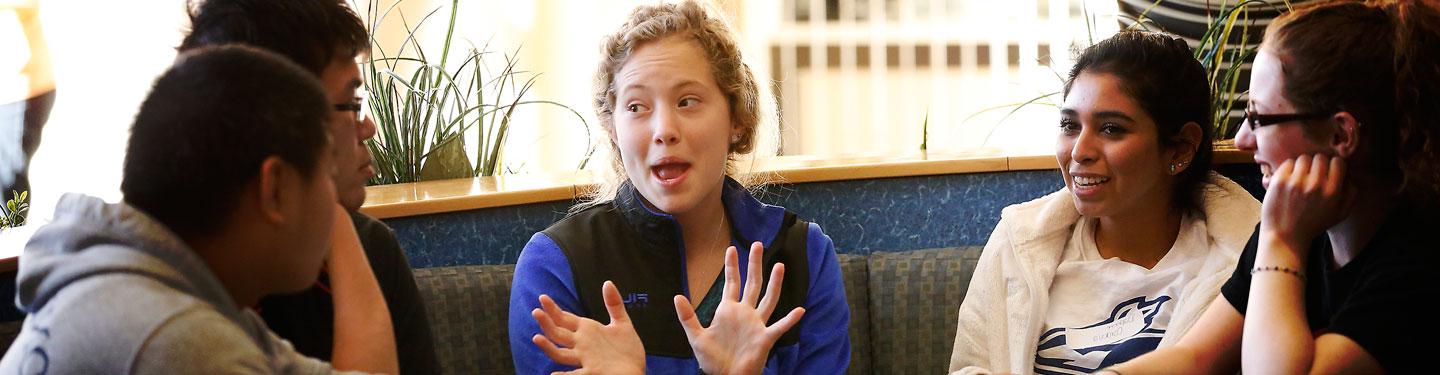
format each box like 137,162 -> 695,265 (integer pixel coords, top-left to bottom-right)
651,158 -> 691,186
1072,175 -> 1110,188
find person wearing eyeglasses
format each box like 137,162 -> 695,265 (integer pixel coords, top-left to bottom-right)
1,44 -> 382,374
177,0 -> 438,374
1101,1 -> 1440,373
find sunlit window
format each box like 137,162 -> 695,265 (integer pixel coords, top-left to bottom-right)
10,0 -> 1122,221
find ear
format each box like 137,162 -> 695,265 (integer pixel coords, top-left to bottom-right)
1330,111 -> 1361,158
255,156 -> 295,226
1169,121 -> 1204,169
730,121 -> 747,147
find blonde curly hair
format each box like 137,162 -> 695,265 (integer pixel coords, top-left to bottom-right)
579,0 -> 768,209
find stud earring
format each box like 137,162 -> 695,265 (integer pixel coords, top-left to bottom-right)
731,134 -> 741,144
1169,164 -> 1178,173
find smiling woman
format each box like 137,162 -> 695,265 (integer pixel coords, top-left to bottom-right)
1103,1 -> 1440,373
948,30 -> 1261,375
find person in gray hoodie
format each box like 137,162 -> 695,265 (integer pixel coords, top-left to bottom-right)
0,45 -> 395,374
177,2 -> 438,372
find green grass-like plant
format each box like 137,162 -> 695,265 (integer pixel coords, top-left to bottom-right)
360,0 -> 592,185
1193,0 -> 1284,140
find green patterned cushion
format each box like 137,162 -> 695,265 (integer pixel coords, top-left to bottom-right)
865,247 -> 983,374
414,265 -> 515,375
407,247 -> 984,375
837,253 -> 872,375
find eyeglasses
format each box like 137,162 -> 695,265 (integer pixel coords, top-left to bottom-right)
333,90 -> 370,123
1243,107 -> 1331,130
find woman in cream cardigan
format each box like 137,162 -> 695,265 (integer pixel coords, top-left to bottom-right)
948,30 -> 1260,375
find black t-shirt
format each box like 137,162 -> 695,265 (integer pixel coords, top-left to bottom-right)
1221,207 -> 1440,373
257,211 -> 439,374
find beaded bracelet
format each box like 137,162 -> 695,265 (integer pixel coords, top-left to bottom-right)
1251,265 -> 1306,281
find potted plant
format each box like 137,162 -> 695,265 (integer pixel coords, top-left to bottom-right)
359,0 -> 592,185
1120,0 -> 1298,142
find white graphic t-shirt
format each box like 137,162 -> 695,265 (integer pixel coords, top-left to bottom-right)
1033,214 -> 1209,375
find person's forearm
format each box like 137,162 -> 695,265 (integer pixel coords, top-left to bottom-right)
1241,232 -> 1314,374
1103,346 -> 1208,375
327,206 -> 399,374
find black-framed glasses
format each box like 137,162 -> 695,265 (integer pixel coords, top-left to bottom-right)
333,90 -> 370,123
1243,107 -> 1331,130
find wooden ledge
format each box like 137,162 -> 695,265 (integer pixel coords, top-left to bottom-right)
360,148 -> 1254,219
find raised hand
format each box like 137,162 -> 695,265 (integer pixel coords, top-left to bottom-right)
674,242 -> 807,375
530,281 -> 646,375
1261,154 -> 1355,254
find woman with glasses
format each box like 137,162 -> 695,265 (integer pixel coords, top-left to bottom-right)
947,30 -> 1261,375
1104,1 -> 1440,373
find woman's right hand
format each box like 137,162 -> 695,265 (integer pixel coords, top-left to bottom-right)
1260,154 -> 1355,258
530,281 -> 646,375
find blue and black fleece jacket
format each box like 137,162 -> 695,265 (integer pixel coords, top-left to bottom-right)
508,178 -> 851,374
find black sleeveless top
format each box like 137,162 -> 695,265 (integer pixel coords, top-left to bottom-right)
542,181 -> 811,358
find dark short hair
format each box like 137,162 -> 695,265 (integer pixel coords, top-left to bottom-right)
179,0 -> 369,75
1064,30 -> 1214,216
122,45 -> 330,239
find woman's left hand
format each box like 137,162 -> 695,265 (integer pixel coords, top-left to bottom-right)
674,242 -> 807,375
1261,154 -> 1355,255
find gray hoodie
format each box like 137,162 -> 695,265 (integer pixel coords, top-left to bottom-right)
0,194 -> 343,374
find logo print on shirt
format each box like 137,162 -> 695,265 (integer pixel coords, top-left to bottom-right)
623,293 -> 649,308
1034,295 -> 1171,375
